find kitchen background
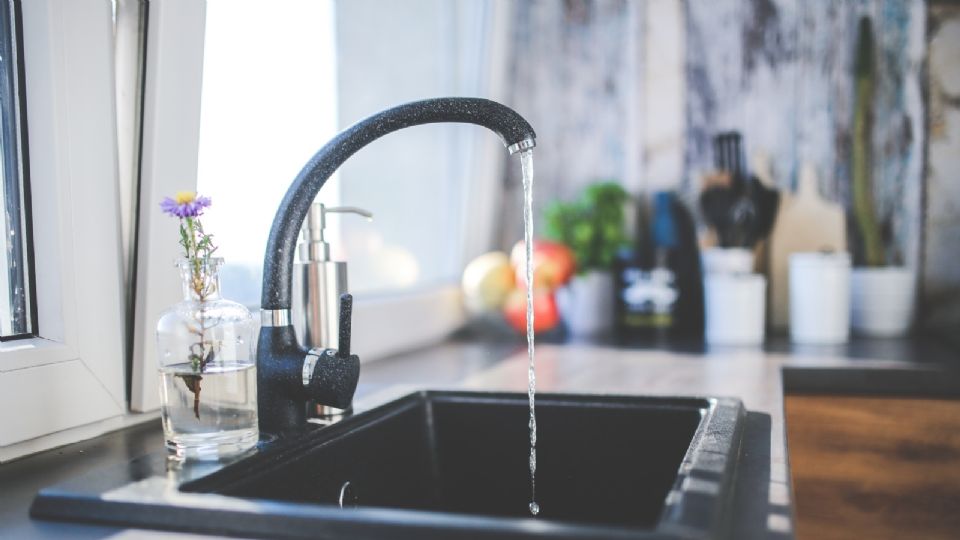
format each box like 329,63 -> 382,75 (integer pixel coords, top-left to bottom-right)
194,0 -> 959,347
497,0 -> 958,342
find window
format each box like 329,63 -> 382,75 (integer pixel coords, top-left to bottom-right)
0,0 -> 513,453
197,0 -> 339,308
189,0 -> 512,363
0,0 -> 126,461
0,0 -> 34,339
131,0 -> 512,411
197,0 -> 509,302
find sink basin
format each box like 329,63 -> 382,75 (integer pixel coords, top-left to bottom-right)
33,391 -> 745,539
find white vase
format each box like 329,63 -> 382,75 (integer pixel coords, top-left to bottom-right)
557,271 -> 614,338
850,267 -> 915,337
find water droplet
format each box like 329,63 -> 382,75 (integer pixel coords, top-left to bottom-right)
529,501 -> 540,516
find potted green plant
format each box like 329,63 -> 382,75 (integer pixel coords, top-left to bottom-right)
848,16 -> 914,337
544,182 -> 629,337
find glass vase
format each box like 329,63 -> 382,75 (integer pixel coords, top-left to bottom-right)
156,257 -> 258,460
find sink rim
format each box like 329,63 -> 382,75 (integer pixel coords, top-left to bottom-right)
32,390 -> 746,539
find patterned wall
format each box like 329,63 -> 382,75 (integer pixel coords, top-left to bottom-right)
684,0 -> 925,268
923,2 -> 960,338
506,0 -> 639,205
503,0 -> 936,292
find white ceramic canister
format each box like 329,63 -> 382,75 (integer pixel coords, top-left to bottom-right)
789,252 -> 851,344
704,273 -> 767,346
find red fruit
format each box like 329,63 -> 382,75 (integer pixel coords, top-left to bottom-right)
502,288 -> 560,334
510,239 -> 577,289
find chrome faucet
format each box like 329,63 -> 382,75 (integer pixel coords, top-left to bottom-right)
257,97 -> 537,435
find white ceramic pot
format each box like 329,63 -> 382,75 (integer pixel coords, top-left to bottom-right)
704,273 -> 766,346
850,267 -> 915,337
556,271 -> 614,338
789,252 -> 850,344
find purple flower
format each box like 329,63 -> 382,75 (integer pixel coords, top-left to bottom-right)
160,192 -> 212,218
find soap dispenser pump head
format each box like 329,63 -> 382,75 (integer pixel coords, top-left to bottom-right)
299,202 -> 373,262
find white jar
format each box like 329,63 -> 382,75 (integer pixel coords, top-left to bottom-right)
789,252 -> 850,344
704,273 -> 766,346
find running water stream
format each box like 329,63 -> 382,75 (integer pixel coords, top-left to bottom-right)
519,149 -> 539,517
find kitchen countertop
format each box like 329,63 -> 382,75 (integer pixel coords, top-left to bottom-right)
2,336 -> 958,539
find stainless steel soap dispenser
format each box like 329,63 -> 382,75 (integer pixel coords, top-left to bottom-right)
292,202 -> 372,349
292,202 -> 371,419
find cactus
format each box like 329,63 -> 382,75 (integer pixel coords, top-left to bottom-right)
851,16 -> 885,267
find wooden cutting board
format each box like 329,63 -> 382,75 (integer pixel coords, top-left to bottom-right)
767,163 -> 846,329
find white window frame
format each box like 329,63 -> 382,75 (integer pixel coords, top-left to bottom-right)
130,0 -> 206,412
0,0 -> 128,461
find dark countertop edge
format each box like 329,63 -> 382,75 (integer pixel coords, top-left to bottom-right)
782,365 -> 960,398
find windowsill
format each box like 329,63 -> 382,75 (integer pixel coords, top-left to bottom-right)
0,337 -> 73,372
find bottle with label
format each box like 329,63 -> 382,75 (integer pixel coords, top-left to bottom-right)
614,192 -> 678,342
614,191 -> 703,343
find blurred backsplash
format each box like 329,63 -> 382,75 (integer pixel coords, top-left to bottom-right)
499,0 -> 959,334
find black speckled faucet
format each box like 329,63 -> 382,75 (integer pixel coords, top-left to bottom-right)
257,97 -> 537,435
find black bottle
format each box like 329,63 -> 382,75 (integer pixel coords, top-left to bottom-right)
614,192 -> 704,343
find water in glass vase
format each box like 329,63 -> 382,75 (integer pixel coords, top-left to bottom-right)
160,361 -> 258,460
156,256 -> 258,460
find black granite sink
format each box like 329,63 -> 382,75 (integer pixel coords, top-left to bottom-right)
32,391 -> 745,539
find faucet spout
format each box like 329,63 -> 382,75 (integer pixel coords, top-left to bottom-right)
257,97 -> 536,435
261,97 -> 536,310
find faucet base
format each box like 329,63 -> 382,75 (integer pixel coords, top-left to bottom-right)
256,325 -> 360,435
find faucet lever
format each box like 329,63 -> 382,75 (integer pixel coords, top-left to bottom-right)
338,293 -> 352,359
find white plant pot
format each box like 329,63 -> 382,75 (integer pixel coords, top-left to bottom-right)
850,267 -> 915,337
556,271 -> 614,338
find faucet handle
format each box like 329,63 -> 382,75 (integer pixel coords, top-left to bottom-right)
337,293 -> 352,358
301,294 -> 359,410
302,346 -> 360,410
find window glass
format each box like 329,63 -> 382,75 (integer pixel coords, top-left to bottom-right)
197,0 -> 339,307
332,0 -> 477,296
0,0 -> 33,338
198,0 -> 488,305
